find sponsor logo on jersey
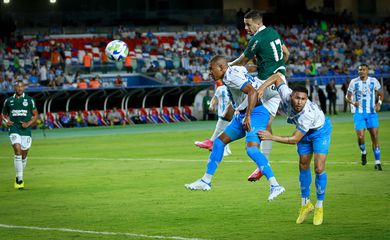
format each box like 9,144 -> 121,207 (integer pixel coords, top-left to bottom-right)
11,109 -> 28,117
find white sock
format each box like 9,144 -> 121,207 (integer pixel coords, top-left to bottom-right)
14,155 -> 23,182
315,200 -> 323,208
202,173 -> 213,184
260,140 -> 272,160
210,119 -> 229,141
268,177 -> 279,186
301,197 -> 310,206
22,157 -> 28,169
375,160 -> 381,164
225,144 -> 231,154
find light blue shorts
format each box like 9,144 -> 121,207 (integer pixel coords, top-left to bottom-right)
353,113 -> 379,131
297,117 -> 332,155
224,104 -> 270,144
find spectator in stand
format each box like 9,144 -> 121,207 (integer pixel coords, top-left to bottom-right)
114,75 -> 123,87
124,54 -> 133,73
192,71 -> 203,83
28,68 -> 39,86
89,76 -> 101,88
326,79 -> 338,115
107,107 -> 124,126
39,64 -> 48,86
83,53 -> 92,73
101,51 -> 109,73
77,79 -> 88,89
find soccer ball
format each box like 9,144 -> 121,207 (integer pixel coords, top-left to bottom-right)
105,40 -> 129,61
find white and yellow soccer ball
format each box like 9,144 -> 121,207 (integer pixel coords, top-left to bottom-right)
105,40 -> 129,61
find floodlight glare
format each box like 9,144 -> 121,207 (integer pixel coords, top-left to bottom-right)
50,0 -> 56,3
3,0 -> 10,4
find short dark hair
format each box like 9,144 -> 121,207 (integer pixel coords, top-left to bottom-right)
209,55 -> 226,65
244,10 -> 262,21
359,63 -> 369,68
13,80 -> 23,86
292,85 -> 308,95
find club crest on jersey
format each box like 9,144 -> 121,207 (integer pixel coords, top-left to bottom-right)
23,100 -> 28,106
251,40 -> 258,51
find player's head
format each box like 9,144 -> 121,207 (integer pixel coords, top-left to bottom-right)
358,64 -> 369,79
13,80 -> 25,96
290,86 -> 308,112
208,55 -> 228,81
244,10 -> 263,36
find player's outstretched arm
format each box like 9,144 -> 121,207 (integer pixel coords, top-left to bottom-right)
257,73 -> 285,99
258,129 -> 304,145
228,54 -> 250,66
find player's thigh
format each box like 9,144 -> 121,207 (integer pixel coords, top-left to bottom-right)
266,115 -> 274,132
9,133 -> 22,154
246,106 -> 270,144
224,115 -> 245,142
366,113 -> 379,129
353,113 -> 367,131
297,137 -> 313,157
314,153 -> 327,173
313,135 -> 331,155
21,136 -> 32,151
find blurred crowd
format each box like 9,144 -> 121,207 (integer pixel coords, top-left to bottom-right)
0,21 -> 389,91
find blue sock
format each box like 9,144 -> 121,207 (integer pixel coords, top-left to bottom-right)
299,168 -> 312,198
373,147 -> 380,160
315,171 -> 327,201
246,146 -> 274,179
359,144 -> 366,154
205,138 -> 225,175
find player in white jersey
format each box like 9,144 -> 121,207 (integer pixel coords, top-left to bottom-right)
185,55 -> 285,202
257,76 -> 332,225
345,64 -> 384,170
195,82 -> 232,156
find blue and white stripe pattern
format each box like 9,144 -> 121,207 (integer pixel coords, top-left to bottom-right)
348,77 -> 381,114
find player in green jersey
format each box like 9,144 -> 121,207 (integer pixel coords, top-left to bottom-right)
2,80 -> 38,189
229,10 -> 290,181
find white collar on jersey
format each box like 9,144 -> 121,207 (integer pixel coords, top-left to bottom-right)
255,25 -> 266,34
13,93 -> 25,98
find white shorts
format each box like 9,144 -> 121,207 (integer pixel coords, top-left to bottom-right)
256,76 -> 284,117
9,133 -> 32,150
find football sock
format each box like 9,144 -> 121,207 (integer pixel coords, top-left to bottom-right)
315,200 -> 323,208
202,173 -> 212,184
246,146 -> 276,182
14,155 -> 23,182
373,147 -> 380,163
300,168 -> 312,199
359,144 -> 366,154
22,157 -> 28,169
205,138 -> 225,175
224,144 -> 231,154
315,171 -> 327,201
302,197 -> 310,206
210,119 -> 229,141
260,140 -> 272,160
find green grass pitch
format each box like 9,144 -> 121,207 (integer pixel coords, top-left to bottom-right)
0,113 -> 389,240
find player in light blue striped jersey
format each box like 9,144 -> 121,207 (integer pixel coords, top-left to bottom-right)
345,64 -> 384,170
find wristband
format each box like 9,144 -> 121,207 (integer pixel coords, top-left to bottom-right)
378,100 -> 382,105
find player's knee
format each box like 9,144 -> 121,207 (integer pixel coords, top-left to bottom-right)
314,165 -> 325,174
299,162 -> 310,170
213,138 -> 225,150
246,146 -> 260,159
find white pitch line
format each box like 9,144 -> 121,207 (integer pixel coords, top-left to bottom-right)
0,155 -> 360,165
0,224 -> 207,240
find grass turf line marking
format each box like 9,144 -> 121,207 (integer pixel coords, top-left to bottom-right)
0,224 -> 207,240
0,155 -> 359,165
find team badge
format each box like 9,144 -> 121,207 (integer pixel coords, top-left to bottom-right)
23,100 -> 28,106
